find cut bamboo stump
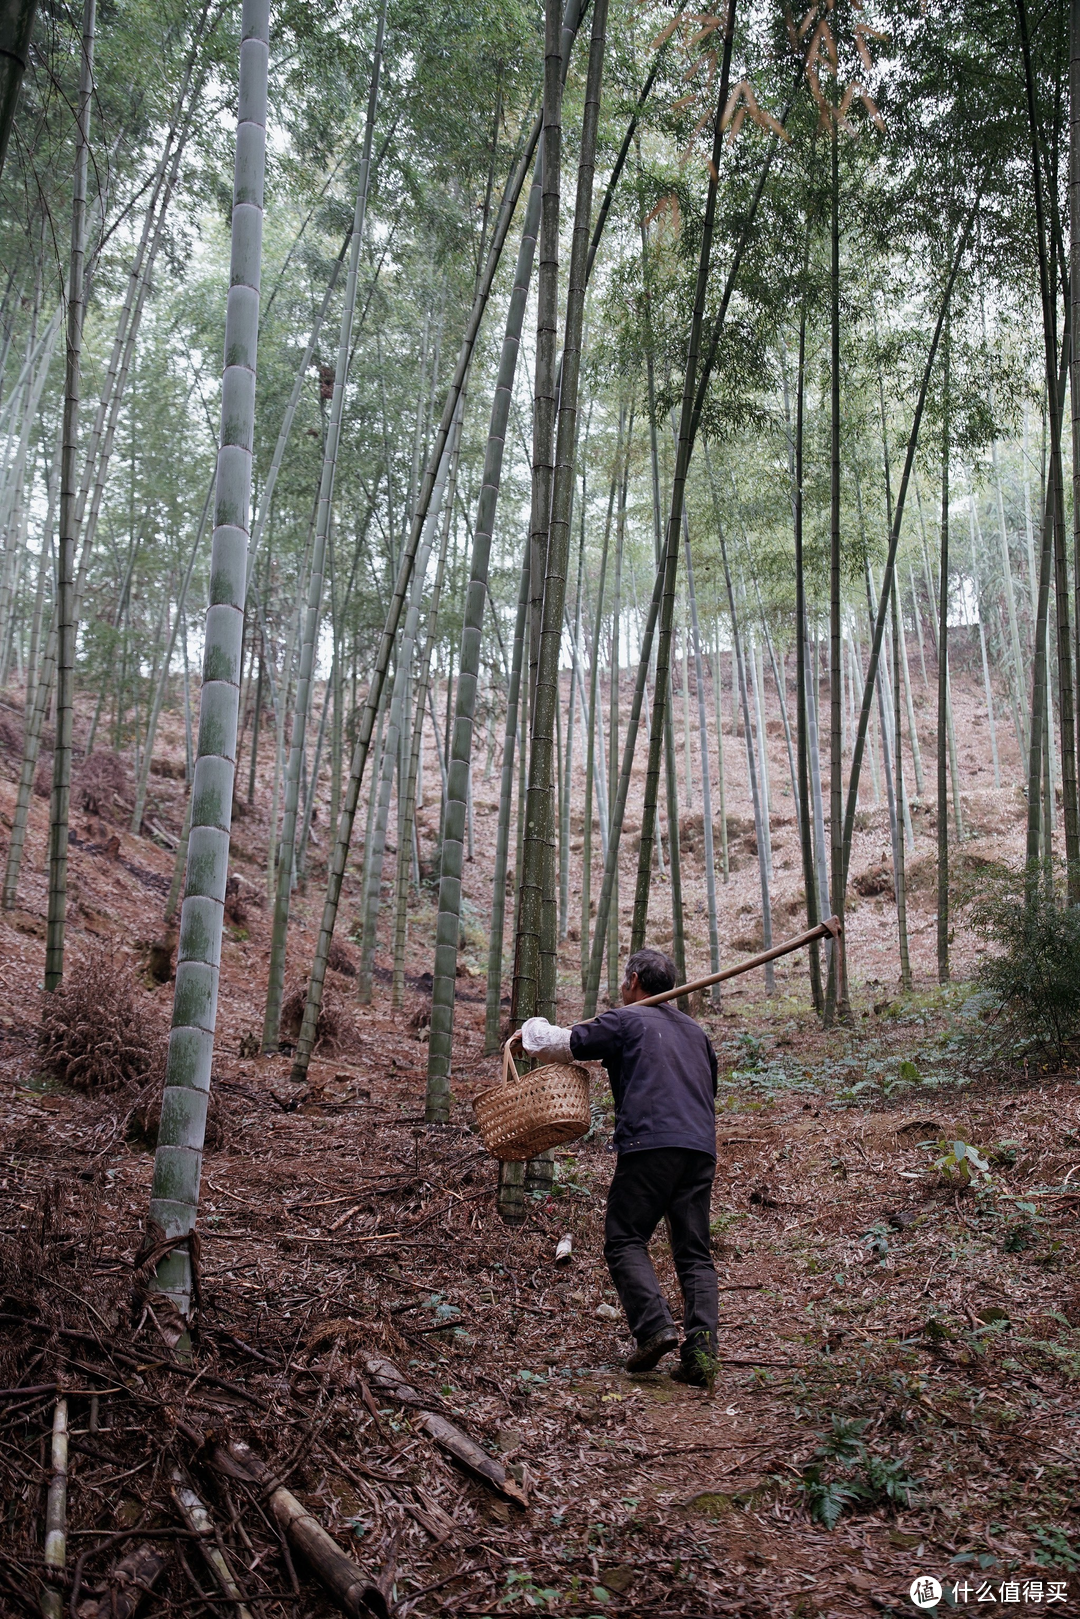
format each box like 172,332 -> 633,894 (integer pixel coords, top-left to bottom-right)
77,1543 -> 166,1619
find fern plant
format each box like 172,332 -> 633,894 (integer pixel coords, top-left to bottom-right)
796,1416 -> 919,1528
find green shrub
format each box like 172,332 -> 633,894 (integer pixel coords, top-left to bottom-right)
967,862 -> 1080,1069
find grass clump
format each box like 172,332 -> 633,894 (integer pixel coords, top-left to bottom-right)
279,978 -> 357,1053
38,943 -> 164,1092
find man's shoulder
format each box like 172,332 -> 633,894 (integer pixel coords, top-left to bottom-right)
632,1002 -> 706,1033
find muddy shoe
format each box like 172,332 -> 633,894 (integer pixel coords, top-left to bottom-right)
625,1329 -> 679,1375
670,1359 -> 708,1388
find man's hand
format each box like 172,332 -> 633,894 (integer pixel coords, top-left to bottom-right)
519,1016 -> 573,1064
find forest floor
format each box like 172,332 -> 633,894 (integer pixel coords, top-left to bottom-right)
1,648 -> 1078,1617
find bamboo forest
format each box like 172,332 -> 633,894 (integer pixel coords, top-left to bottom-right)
3,0 -> 1080,1611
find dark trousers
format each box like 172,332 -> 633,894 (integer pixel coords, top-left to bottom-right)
603,1147 -> 718,1360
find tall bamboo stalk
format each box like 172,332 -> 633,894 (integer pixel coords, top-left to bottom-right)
751,628 -> 772,877
681,606 -> 692,802
719,513 -> 773,993
823,116 -> 845,1026
837,199 -> 979,904
580,466 -> 615,982
1024,363 -> 1066,868
684,517 -> 720,996
263,4 -> 386,1050
0,0 -> 38,181
514,0 -> 569,1028
607,409 -> 627,1000
712,626 -> 728,883
290,0 -> 587,1086
1018,0 -> 1080,897
791,299 -> 822,1008
515,0 -> 612,1207
559,451 -> 587,937
44,0 -> 95,992
512,0 -> 608,1031
807,633 -> 830,929
937,324 -> 950,983
1070,0 -> 1080,821
147,0 -> 269,1325
662,669 -> 687,994
482,556 -> 531,1049
891,575 -> 912,989
525,0 -> 566,715
1052,348 -> 1078,889
427,164 -> 542,1106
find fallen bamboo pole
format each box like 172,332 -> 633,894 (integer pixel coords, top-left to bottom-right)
364,1358 -> 528,1506
40,1396 -> 68,1619
210,1441 -> 389,1619
171,1470 -> 253,1619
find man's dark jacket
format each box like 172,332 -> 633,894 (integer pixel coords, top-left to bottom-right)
569,1004 -> 718,1157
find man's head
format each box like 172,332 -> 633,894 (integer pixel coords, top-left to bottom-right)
622,947 -> 677,1004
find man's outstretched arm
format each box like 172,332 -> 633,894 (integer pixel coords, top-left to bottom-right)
516,1009 -> 624,1065
517,1016 -> 573,1064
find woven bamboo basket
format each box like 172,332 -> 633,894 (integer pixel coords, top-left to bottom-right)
472,1043 -> 591,1161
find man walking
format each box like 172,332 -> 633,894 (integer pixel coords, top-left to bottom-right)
516,947 -> 719,1385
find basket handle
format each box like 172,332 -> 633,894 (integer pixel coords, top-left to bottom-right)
502,1039 -> 521,1086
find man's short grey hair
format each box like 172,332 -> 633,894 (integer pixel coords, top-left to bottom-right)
624,947 -> 677,996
